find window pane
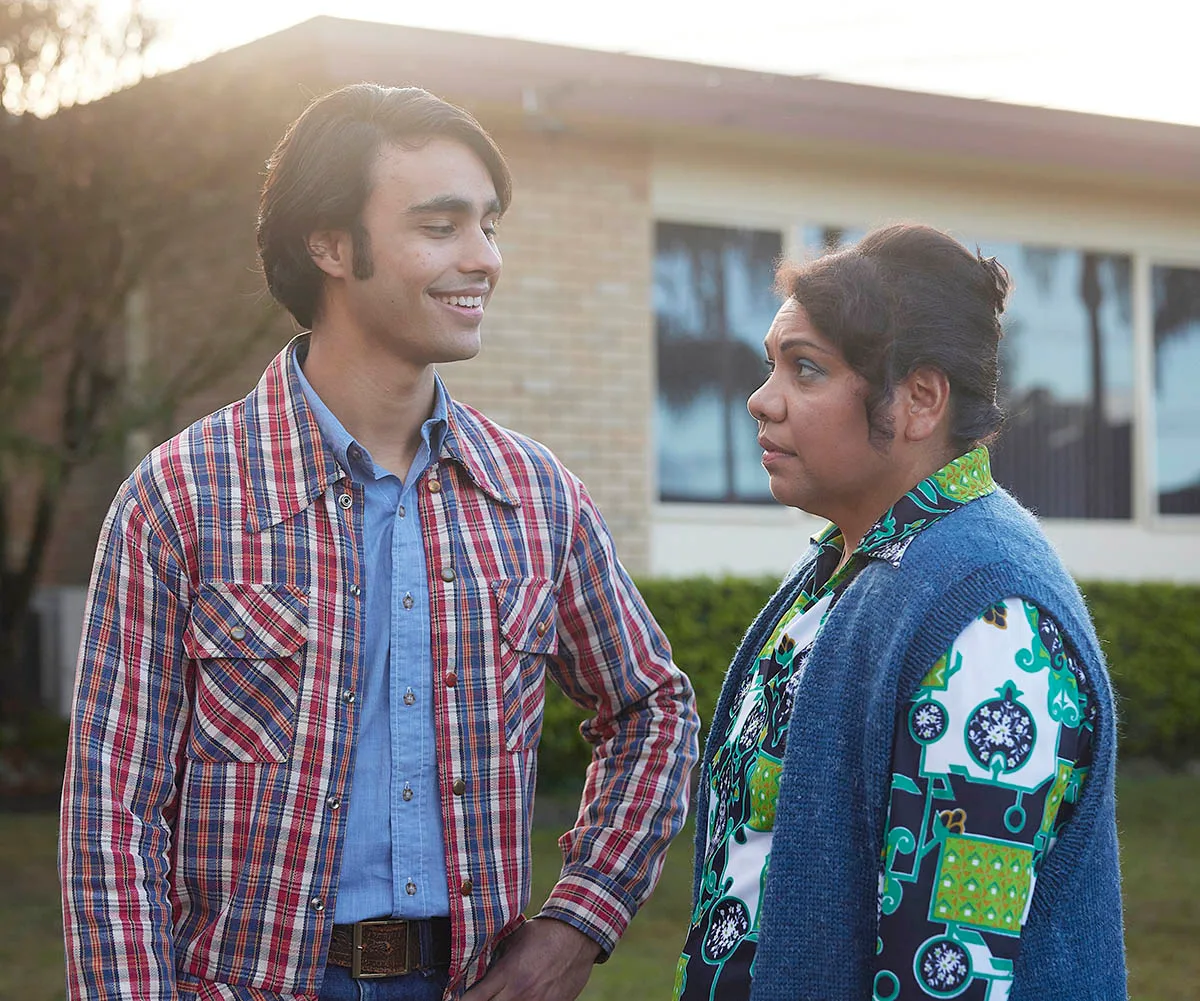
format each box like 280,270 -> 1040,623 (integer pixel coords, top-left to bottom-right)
1153,266 -> 1200,514
800,227 -> 1134,519
655,223 -> 780,502
985,244 -> 1133,519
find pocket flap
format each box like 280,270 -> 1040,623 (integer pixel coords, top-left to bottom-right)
491,576 -> 558,654
184,581 -> 308,660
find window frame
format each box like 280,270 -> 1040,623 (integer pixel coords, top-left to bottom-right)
1138,249 -> 1200,526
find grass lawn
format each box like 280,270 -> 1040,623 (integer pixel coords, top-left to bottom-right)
9,773 -> 1198,1000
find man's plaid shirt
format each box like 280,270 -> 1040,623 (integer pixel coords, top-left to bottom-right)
60,342 -> 699,1000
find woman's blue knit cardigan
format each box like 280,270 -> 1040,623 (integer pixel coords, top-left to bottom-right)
691,488 -> 1127,1000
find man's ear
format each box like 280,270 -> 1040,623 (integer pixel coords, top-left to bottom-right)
306,229 -> 352,279
897,366 -> 952,443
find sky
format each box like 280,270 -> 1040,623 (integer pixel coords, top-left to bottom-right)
137,0 -> 1200,127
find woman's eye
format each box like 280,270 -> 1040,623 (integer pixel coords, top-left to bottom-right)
795,359 -> 822,377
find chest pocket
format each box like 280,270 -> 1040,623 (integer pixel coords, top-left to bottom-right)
183,581 -> 309,763
492,576 -> 559,750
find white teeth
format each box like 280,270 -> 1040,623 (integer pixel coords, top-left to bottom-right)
438,294 -> 483,308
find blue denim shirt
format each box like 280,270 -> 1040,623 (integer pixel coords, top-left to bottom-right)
292,354 -> 451,920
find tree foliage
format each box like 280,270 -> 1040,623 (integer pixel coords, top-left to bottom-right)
1,0 -> 153,114
0,1 -> 281,725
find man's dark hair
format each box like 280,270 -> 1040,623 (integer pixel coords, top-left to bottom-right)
257,84 -> 512,328
776,223 -> 1009,450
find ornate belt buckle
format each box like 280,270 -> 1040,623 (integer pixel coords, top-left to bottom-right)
351,920 -> 398,979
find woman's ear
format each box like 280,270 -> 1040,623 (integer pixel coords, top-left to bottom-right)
897,366 -> 952,443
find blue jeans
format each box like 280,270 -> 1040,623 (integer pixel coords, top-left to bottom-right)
318,964 -> 450,1001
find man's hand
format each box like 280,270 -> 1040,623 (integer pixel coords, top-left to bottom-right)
464,916 -> 603,1001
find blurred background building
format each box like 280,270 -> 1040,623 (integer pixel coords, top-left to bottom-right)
26,16 -> 1200,712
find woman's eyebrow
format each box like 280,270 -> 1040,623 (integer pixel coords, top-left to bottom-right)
776,337 -> 835,356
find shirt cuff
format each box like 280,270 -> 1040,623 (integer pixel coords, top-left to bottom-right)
537,870 -> 639,962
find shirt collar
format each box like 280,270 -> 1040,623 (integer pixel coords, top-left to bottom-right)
238,336 -> 517,533
808,446 -> 997,569
289,343 -> 448,480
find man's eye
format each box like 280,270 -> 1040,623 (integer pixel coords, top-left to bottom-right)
423,224 -> 455,236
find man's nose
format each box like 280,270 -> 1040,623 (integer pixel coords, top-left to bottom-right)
462,228 -> 502,277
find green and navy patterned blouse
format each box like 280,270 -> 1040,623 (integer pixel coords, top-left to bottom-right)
676,448 -> 1095,1001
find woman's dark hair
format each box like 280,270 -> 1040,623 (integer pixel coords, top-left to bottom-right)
777,223 -> 1009,450
257,84 -> 512,328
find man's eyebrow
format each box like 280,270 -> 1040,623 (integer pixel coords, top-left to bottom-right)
406,195 -> 503,216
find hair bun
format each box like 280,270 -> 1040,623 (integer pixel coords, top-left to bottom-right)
976,249 -> 1012,316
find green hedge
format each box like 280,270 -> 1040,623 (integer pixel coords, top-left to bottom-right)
1084,582 -> 1200,766
537,577 -> 1200,788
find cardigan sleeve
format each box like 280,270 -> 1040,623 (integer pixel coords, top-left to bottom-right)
874,596 -> 1095,999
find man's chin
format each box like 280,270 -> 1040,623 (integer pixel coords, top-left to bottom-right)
433,333 -> 484,364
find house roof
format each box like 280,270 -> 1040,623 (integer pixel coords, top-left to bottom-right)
184,16 -> 1200,188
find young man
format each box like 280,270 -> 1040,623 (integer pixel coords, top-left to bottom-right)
60,84 -> 699,1001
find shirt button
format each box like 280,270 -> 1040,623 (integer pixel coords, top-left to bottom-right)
406,880 -> 417,896
309,896 -> 325,912
440,567 -> 456,583
348,445 -> 363,463
338,493 -> 353,510
535,622 -> 548,637
341,689 -> 356,705
444,671 -> 458,688
402,783 -> 414,802
452,779 -> 466,796
398,504 -> 406,518
402,593 -> 415,610
403,688 -> 416,706
326,796 -> 341,811
427,479 -> 442,494
459,879 -> 473,896
349,584 -> 361,597
229,625 -> 247,641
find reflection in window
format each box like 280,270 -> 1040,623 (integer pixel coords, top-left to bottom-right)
801,228 -> 1134,519
1153,266 -> 1200,515
655,223 -> 781,502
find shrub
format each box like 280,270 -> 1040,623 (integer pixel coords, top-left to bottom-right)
1082,581 -> 1200,766
536,577 -> 1200,788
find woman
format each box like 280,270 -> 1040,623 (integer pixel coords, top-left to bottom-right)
675,224 -> 1125,1001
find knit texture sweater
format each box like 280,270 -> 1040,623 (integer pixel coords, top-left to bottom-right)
691,488 -> 1127,1000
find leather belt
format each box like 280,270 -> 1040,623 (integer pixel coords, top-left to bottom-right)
327,918 -> 452,979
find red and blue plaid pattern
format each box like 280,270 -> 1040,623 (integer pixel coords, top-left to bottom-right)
60,340 -> 699,1000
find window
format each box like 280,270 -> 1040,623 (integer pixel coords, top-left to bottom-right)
801,228 -> 1135,519
1153,266 -> 1200,515
655,222 -> 781,502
